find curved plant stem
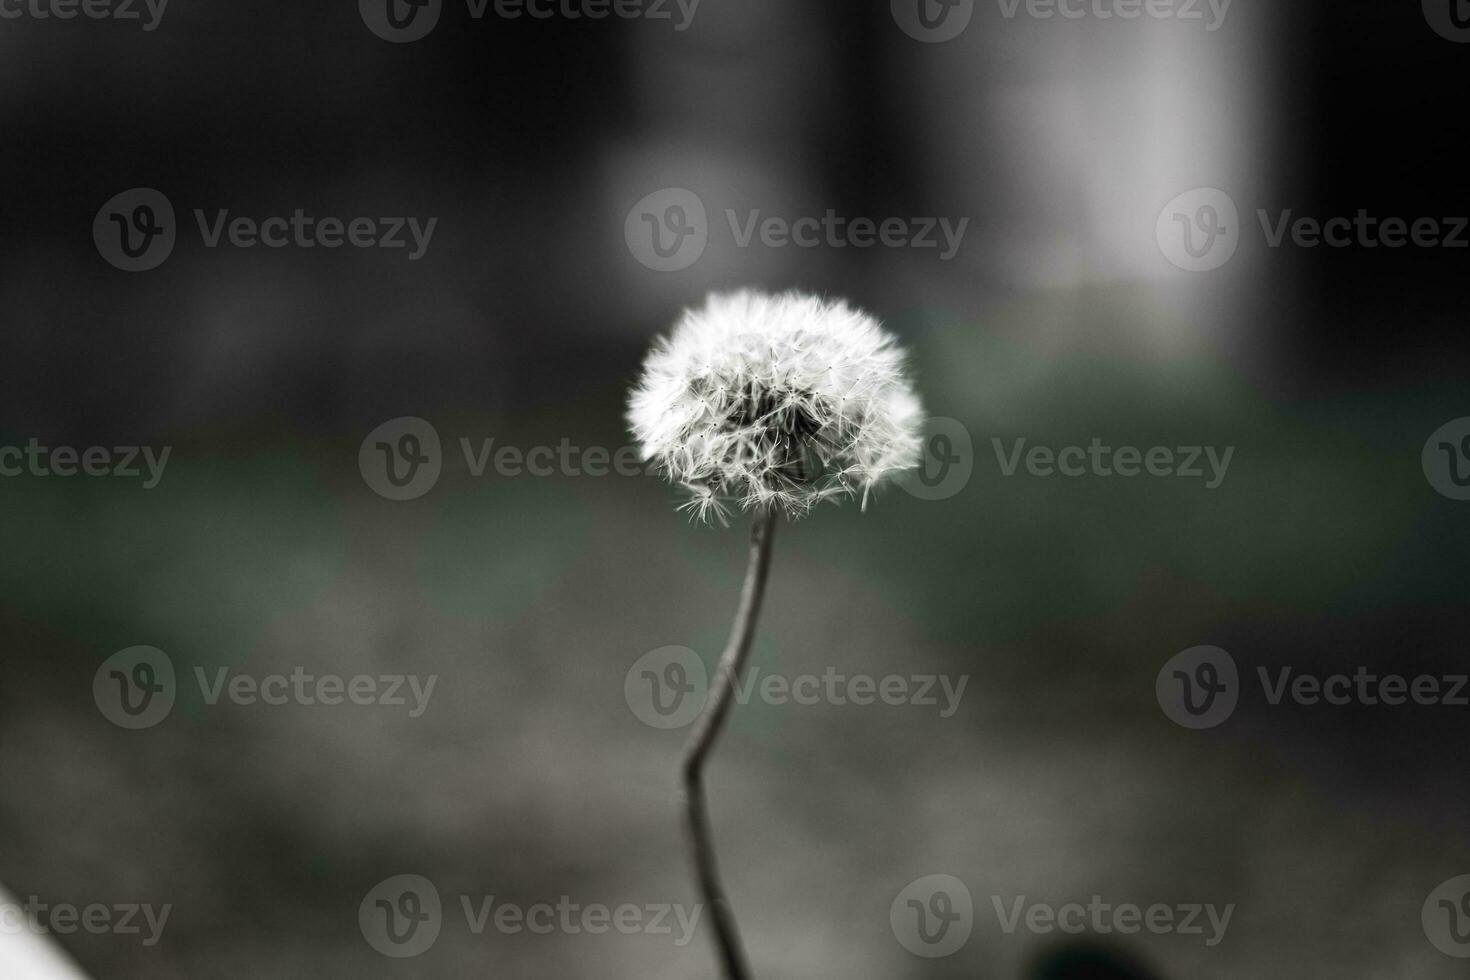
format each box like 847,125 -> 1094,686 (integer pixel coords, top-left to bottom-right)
680,509 -> 777,980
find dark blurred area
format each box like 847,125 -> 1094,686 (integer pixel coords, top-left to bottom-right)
3,1 -> 1470,977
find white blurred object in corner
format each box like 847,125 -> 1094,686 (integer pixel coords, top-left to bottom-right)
0,887 -> 91,979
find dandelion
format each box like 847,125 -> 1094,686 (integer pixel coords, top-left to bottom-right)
628,290 -> 924,523
628,290 -> 924,979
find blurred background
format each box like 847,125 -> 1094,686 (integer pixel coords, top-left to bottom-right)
3,0 -> 1470,977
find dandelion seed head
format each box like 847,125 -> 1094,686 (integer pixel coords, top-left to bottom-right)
628,290 -> 925,521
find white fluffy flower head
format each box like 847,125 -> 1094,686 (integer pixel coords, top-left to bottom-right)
628,290 -> 924,522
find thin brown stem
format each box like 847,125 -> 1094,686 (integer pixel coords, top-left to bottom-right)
679,509 -> 777,980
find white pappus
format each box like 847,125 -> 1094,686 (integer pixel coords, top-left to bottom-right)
628,290 -> 925,522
